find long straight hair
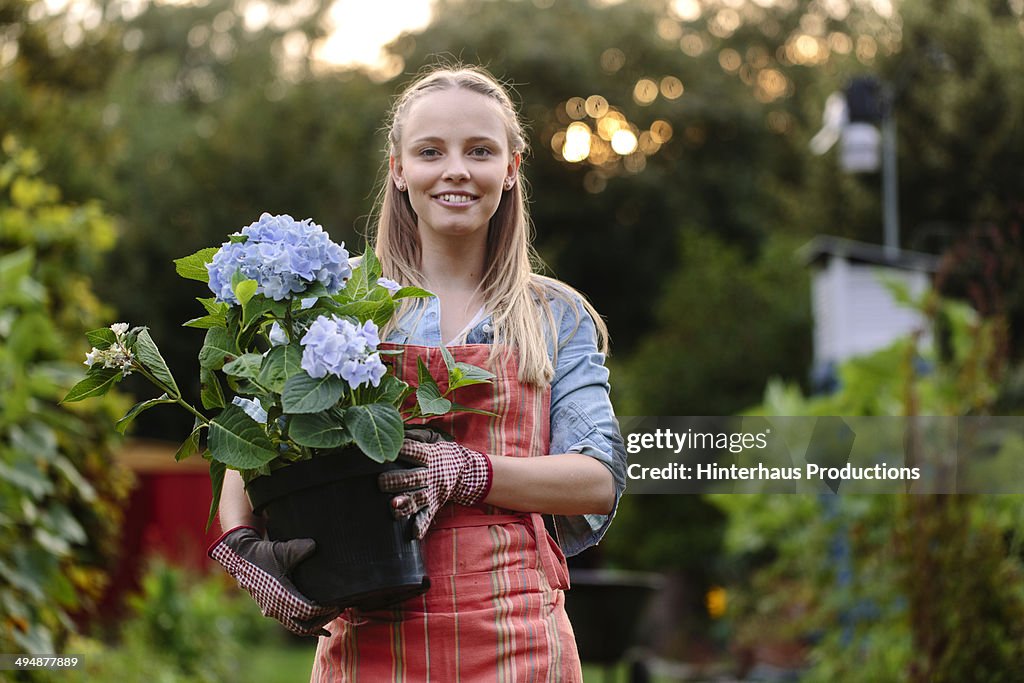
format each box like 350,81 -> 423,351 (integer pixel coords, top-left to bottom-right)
372,65 -> 608,385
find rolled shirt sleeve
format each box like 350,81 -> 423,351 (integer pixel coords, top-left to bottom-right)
547,293 -> 627,557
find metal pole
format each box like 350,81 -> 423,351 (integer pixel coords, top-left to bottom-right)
881,84 -> 900,260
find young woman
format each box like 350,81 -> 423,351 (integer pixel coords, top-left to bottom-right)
211,65 -> 627,682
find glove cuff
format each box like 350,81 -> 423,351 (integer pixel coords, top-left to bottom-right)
207,525 -> 261,557
453,451 -> 493,506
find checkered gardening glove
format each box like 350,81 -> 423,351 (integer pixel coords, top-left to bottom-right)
378,429 -> 493,540
209,526 -> 341,636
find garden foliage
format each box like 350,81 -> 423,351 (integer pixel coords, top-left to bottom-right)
0,137 -> 131,654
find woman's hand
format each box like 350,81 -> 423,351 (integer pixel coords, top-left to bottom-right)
209,526 -> 340,636
378,430 -> 493,539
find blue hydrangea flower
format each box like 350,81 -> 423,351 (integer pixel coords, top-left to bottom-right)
300,315 -> 387,388
268,322 -> 288,346
232,396 -> 268,424
376,277 -> 401,294
207,213 -> 352,304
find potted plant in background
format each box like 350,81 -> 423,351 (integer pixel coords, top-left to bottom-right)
63,213 -> 494,609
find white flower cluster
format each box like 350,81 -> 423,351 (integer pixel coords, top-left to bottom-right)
83,323 -> 137,376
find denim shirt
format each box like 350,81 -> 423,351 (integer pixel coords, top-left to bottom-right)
386,294 -> 627,557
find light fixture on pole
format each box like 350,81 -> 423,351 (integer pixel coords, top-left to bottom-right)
810,76 -> 900,259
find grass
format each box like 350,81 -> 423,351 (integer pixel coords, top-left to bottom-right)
236,645 -> 674,683
240,643 -> 316,683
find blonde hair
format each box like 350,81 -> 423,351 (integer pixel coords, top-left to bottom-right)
372,64 -> 608,385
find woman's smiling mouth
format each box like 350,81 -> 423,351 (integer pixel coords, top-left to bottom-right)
433,192 -> 479,207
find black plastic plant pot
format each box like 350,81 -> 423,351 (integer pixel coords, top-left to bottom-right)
564,569 -> 663,664
245,449 -> 430,611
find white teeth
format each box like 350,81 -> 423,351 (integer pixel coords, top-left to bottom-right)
437,194 -> 474,204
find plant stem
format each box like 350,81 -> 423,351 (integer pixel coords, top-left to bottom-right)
285,305 -> 296,343
134,364 -> 210,425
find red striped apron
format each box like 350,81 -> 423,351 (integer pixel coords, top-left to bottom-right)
311,344 -> 582,682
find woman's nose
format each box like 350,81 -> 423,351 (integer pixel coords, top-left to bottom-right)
442,158 -> 469,181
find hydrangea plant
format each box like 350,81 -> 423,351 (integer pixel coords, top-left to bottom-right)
62,214 -> 494,527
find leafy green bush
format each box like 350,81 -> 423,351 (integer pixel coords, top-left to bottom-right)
714,293 -> 1024,680
34,560 -> 293,683
0,137 -> 131,654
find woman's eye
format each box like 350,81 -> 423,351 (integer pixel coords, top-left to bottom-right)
419,148 -> 440,158
470,147 -> 493,157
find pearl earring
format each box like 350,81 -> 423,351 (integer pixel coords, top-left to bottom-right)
396,181 -> 406,191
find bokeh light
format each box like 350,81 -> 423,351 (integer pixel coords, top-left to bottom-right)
680,32 -> 706,57
660,76 -> 684,99
597,110 -> 627,141
562,121 -> 592,163
565,97 -> 587,120
650,120 -> 674,144
719,48 -> 742,72
633,78 -> 659,105
671,0 -> 701,22
600,47 -> 625,73
611,129 -> 639,155
585,95 -> 609,118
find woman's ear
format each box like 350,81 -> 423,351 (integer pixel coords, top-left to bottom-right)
505,151 -> 522,189
390,155 -> 407,191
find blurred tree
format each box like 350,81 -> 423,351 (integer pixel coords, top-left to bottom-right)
613,232 -> 811,416
2,0 -> 392,436
887,0 -> 1024,250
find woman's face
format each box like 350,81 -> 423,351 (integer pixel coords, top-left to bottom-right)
391,87 -> 519,244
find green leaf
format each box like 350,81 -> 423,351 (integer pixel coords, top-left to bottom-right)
115,394 -> 175,434
61,368 -> 122,403
454,361 -> 495,382
175,423 -> 206,461
378,374 -> 411,406
331,298 -> 394,328
362,248 -> 383,281
417,356 -> 433,387
299,282 -> 331,300
417,380 -> 453,416
449,401 -> 499,418
440,345 -> 456,374
241,295 -> 282,329
233,279 -> 258,307
183,314 -> 226,329
258,344 -> 303,393
40,503 -> 87,545
207,404 -> 279,469
135,329 -> 180,394
365,288 -> 397,328
343,255 -> 372,300
222,353 -> 264,381
344,403 -> 404,462
448,362 -> 496,391
289,411 -> 352,448
174,247 -> 219,283
392,286 -> 433,300
0,459 -> 54,498
0,247 -> 34,288
197,297 -> 226,315
85,328 -> 116,349
207,460 -> 227,532
281,373 -> 345,414
200,366 -> 225,409
198,327 -> 239,370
